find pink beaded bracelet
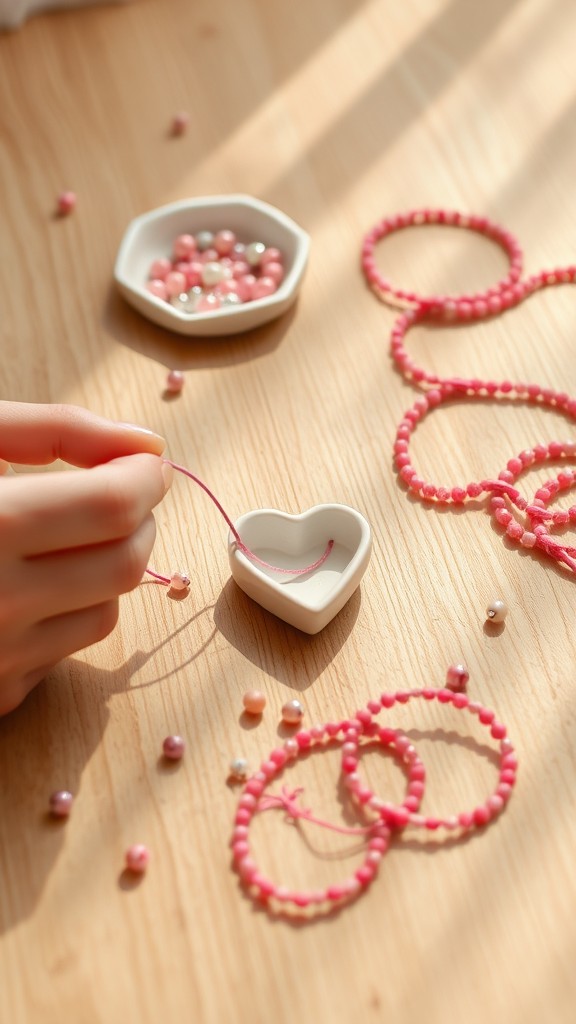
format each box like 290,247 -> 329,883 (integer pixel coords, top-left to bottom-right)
231,719 -> 423,911
361,208 -> 576,577
360,208 -> 524,315
345,690 -> 516,832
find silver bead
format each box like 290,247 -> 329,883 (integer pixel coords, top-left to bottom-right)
196,230 -> 214,251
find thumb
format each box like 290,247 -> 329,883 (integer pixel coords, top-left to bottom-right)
0,401 -> 166,467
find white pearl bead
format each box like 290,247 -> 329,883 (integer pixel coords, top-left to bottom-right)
201,261 -> 225,286
486,598 -> 508,623
245,241 -> 266,266
281,699 -> 304,725
230,757 -> 249,779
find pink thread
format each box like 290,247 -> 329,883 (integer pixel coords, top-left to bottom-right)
361,210 -> 576,577
258,786 -> 374,836
146,460 -> 334,585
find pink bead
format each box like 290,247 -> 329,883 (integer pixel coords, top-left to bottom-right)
162,735 -> 185,760
173,234 -> 196,260
171,111 -> 189,135
149,258 -> 172,280
169,571 -> 190,591
260,247 -> 283,265
56,191 -> 76,215
125,844 -> 150,873
446,663 -> 469,691
251,276 -> 277,300
242,690 -> 266,715
214,229 -> 236,256
166,369 -> 185,393
165,271 -> 188,297
49,790 -> 74,817
261,260 -> 284,284
196,294 -> 221,312
146,279 -> 168,301
282,699 -> 304,725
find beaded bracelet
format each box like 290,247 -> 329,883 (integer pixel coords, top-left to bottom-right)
361,209 -> 576,576
345,690 -> 516,832
360,208 -> 524,314
231,719 -> 424,911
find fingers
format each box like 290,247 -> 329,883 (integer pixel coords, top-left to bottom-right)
0,601 -> 120,716
0,401 -> 165,466
7,515 -> 158,623
1,453 -> 172,557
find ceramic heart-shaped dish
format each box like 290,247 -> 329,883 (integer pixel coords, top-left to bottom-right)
227,504 -> 372,634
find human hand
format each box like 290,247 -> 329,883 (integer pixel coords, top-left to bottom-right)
0,402 -> 171,715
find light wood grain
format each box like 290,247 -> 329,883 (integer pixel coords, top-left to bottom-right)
1,1 -> 576,1021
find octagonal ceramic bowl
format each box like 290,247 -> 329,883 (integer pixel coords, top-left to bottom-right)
113,194 -> 310,336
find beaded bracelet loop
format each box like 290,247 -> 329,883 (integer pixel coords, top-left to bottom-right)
231,719 -> 424,911
345,689 -> 517,833
361,209 -> 524,315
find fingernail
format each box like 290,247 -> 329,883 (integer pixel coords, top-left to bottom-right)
161,461 -> 174,494
117,422 -> 165,441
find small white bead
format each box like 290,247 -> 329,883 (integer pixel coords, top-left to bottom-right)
281,699 -> 304,725
229,757 -> 249,779
201,261 -> 225,286
486,598 -> 508,623
245,241 -> 266,266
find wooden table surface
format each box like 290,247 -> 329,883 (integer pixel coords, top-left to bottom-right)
2,1 -> 576,1021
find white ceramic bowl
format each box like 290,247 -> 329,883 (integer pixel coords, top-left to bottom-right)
228,504 -> 372,634
114,194 -> 310,336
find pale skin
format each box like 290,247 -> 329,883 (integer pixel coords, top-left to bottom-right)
0,401 -> 173,716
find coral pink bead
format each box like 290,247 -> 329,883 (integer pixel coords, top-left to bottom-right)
149,258 -> 172,280
171,111 -> 190,135
165,271 -> 188,297
56,191 -> 76,215
261,261 -> 284,284
214,229 -> 236,255
125,844 -> 150,873
252,276 -> 277,300
169,571 -> 191,590
146,279 -> 168,301
166,369 -> 185,393
173,234 -> 196,259
243,690 -> 266,715
49,790 -> 74,817
162,735 -> 185,760
446,663 -> 469,691
196,294 -> 221,312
